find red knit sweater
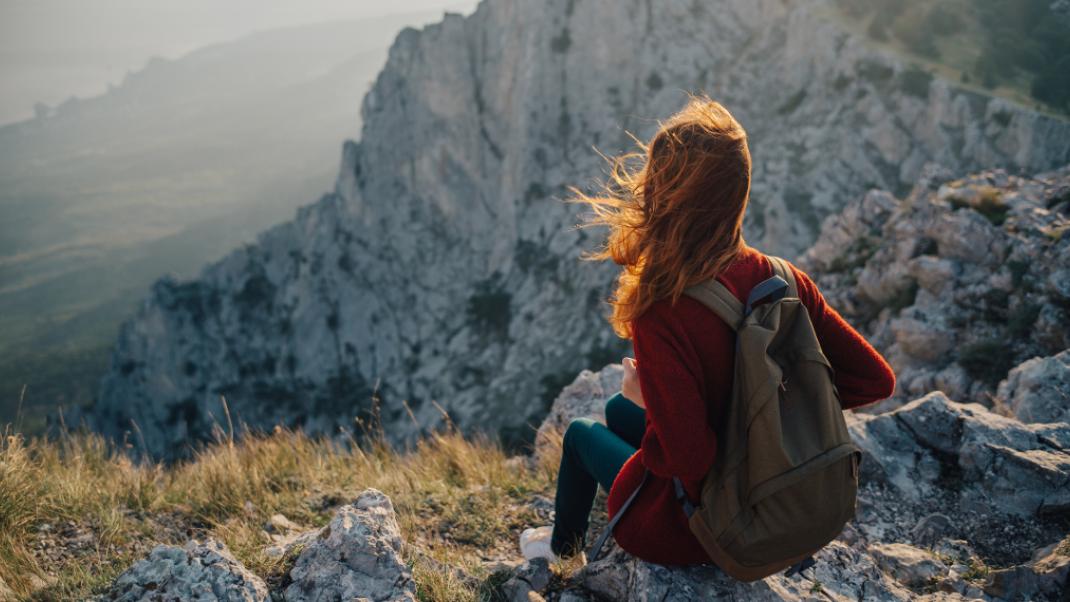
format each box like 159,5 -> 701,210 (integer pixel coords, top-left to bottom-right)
604,245 -> 896,566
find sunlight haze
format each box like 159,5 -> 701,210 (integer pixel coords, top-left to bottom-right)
0,0 -> 478,124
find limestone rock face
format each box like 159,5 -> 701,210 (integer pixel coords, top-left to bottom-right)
283,489 -> 416,602
87,0 -> 1070,460
850,392 -> 1070,517
579,541 -> 916,602
998,351 -> 1070,424
104,490 -> 415,602
800,165 -> 1070,409
100,539 -> 269,602
544,365 -> 1070,601
868,542 -> 948,587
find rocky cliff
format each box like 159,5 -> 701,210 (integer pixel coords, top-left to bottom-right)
799,165 -> 1070,412
87,0 -> 1070,459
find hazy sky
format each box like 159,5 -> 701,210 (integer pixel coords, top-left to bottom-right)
0,0 -> 477,125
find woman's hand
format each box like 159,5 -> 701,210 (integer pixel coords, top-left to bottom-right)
621,357 -> 645,408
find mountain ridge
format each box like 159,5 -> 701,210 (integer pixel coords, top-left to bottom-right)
86,0 -> 1070,459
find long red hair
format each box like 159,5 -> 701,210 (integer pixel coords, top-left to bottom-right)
575,95 -> 752,338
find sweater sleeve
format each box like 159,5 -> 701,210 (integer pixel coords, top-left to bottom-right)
788,262 -> 897,409
631,303 -> 719,481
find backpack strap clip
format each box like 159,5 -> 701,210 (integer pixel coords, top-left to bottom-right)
744,276 -> 789,317
672,477 -> 697,518
767,255 -> 798,298
683,255 -> 800,328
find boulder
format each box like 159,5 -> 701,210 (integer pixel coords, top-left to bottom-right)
869,542 -> 947,587
998,351 -> 1070,424
101,539 -> 268,602
578,541 -> 914,601
500,558 -> 551,602
284,488 -> 416,602
984,538 -> 1070,600
850,392 -> 1070,517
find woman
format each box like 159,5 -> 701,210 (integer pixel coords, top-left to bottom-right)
520,95 -> 896,566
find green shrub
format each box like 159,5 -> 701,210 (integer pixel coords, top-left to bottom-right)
958,338 -> 1015,386
1008,303 -> 1041,337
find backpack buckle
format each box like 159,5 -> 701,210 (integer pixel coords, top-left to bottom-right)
672,477 -> 697,519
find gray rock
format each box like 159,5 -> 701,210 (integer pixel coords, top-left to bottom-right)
262,513 -> 319,559
515,557 -> 551,592
578,541 -> 914,602
284,489 -> 416,602
263,527 -> 321,560
933,539 -> 981,567
850,392 -> 1070,516
998,351 -> 1070,424
1047,269 -> 1070,301
800,166 -> 1070,410
102,539 -> 268,602
500,558 -> 551,602
911,514 -> 955,548
869,542 -> 948,587
984,538 -> 1070,600
86,0 -> 1070,461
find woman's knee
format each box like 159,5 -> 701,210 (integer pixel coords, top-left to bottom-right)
562,417 -> 597,451
605,392 -> 634,426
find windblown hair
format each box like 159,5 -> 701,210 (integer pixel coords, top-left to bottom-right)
576,94 -> 752,338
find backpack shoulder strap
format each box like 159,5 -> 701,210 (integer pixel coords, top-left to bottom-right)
684,278 -> 745,331
766,255 -> 798,298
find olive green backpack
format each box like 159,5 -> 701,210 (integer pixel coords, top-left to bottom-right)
680,255 -> 861,580
589,256 -> 861,582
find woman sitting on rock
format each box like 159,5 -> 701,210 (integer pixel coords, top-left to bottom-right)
519,95 -> 896,566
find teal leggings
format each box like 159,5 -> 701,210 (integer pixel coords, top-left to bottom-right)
550,392 -> 646,556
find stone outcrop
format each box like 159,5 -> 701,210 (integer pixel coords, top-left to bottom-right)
800,165 -> 1070,410
87,0 -> 1070,460
998,350 -> 1070,425
283,489 -> 416,602
540,365 -> 1070,601
100,539 -> 269,602
578,541 -> 918,601
104,489 -> 416,602
500,558 -> 552,602
849,392 -> 1070,519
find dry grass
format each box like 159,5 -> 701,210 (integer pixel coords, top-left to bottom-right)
0,423 -> 567,601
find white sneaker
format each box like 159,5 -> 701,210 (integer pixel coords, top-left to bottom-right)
519,526 -> 559,562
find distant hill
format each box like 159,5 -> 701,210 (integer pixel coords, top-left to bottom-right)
831,0 -> 1070,115
0,11 -> 451,432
